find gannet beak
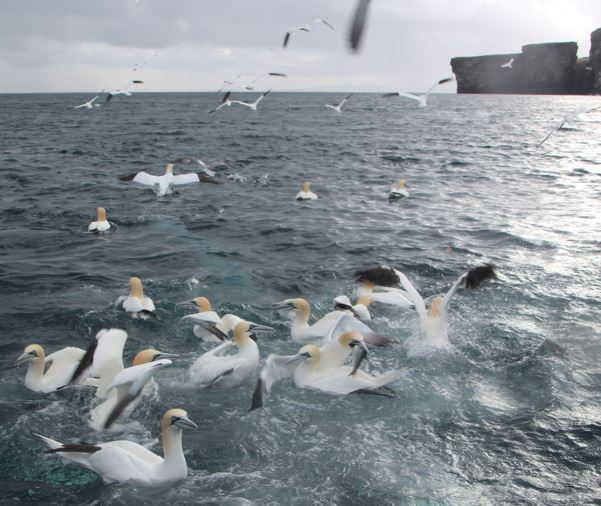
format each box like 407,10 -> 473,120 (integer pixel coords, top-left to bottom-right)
286,352 -> 311,365
175,300 -> 196,307
155,352 -> 180,360
173,415 -> 198,430
248,323 -> 275,333
16,352 -> 35,365
349,343 -> 369,376
272,300 -> 294,310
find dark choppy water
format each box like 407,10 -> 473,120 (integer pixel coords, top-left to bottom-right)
1,92 -> 601,505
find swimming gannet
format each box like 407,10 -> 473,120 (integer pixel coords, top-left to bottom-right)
230,89 -> 272,111
88,207 -> 111,233
283,18 -> 335,48
295,181 -> 318,201
122,163 -> 200,197
16,344 -> 85,393
333,295 -> 372,321
92,349 -> 178,430
179,297 -> 229,342
189,321 -> 273,387
250,342 -> 401,410
69,328 -> 128,398
383,77 -> 454,108
272,298 -> 393,346
348,0 -> 371,52
37,408 -> 197,484
325,94 -> 353,113
116,277 -> 157,319
389,179 -> 409,199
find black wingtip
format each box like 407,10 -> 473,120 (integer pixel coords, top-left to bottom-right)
249,378 -> 266,411
69,338 -> 97,385
464,264 -> 497,289
283,32 -> 290,48
118,173 -> 136,182
46,443 -> 102,454
354,265 -> 399,287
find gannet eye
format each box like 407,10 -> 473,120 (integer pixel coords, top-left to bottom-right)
349,339 -> 360,348
170,416 -> 181,425
29,350 -> 39,357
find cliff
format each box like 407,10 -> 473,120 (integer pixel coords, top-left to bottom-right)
451,29 -> 601,95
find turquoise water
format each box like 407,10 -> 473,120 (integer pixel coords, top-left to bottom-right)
1,92 -> 601,504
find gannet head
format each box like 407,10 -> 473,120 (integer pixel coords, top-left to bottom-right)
233,320 -> 274,345
162,408 -> 198,432
273,298 -> 309,313
16,344 -> 45,365
96,207 -> 107,221
429,297 -> 443,318
338,331 -> 368,351
129,277 -> 144,298
302,181 -> 311,193
288,344 -> 321,365
133,348 -> 179,366
193,297 -> 211,312
396,179 -> 406,189
166,163 -> 174,174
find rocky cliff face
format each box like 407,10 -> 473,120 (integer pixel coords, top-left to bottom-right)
451,30 -> 601,95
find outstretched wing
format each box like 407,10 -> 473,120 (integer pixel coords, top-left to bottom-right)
250,354 -> 299,410
354,265 -> 399,286
132,172 -> 161,186
172,173 -> 200,185
425,77 -> 453,97
182,313 -> 229,341
463,264 -> 496,290
394,270 -> 426,316
323,311 -> 394,347
283,32 -> 291,48
315,18 -> 335,31
349,0 -> 371,52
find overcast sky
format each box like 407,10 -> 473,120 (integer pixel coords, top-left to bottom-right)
1,0 -> 599,93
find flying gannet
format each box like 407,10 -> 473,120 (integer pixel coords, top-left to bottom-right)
537,106 -> 601,146
348,0 -> 371,52
68,328 -> 129,398
229,89 -> 272,111
295,181 -> 318,201
501,58 -> 514,69
16,344 -> 85,393
120,163 -> 200,198
272,298 -> 394,346
189,320 -> 273,387
74,92 -> 103,109
244,72 -> 287,90
88,207 -> 111,233
92,348 -> 179,430
383,77 -> 454,108
325,94 -> 353,113
283,18 -> 335,48
37,408 -> 197,484
249,342 -> 401,410
115,277 -> 157,319
389,179 -> 409,199
209,91 -> 234,114
106,80 -> 144,103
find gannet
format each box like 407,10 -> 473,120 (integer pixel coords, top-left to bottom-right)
37,408 -> 197,484
537,106 -> 601,146
325,94 -> 353,113
121,163 -> 200,198
333,295 -> 372,321
283,18 -> 335,48
250,343 -> 401,410
189,321 -> 273,387
16,344 -> 85,393
209,91 -> 234,114
272,298 -> 393,346
295,181 -> 318,201
348,0 -> 371,52
383,77 -> 454,108
106,80 -> 144,103
88,207 -> 111,233
92,349 -> 178,430
501,58 -> 514,69
74,93 -> 102,109
389,179 -> 409,199
230,89 -> 272,111
244,72 -> 287,90
69,328 -> 128,398
116,277 -> 157,319
319,331 -> 370,371
354,266 -> 414,309
179,296 -> 229,342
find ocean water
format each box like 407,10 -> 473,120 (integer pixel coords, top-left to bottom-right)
1,92 -> 601,505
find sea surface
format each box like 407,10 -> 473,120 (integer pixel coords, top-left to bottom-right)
1,92 -> 601,505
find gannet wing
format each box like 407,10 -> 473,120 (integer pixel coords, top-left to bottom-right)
394,270 -> 426,316
203,340 -> 235,357
395,92 -> 423,103
441,273 -> 467,310
69,338 -> 99,385
172,173 -> 200,185
425,77 -> 453,97
84,443 -> 155,483
325,104 -> 336,110
182,314 -> 229,341
463,264 -> 497,290
44,347 -> 85,388
315,18 -> 335,31
324,311 -> 393,347
349,0 -> 371,52
283,32 -> 291,48
132,172 -> 161,186
354,265 -> 399,286
370,290 -> 413,308
122,296 -> 145,313
249,354 -> 299,410
103,359 -> 171,429
339,94 -> 353,107
538,119 -> 566,146
74,103 -> 86,109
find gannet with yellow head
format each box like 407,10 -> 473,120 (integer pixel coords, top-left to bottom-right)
250,340 -> 401,410
295,181 -> 318,201
90,348 -> 179,431
333,294 -> 372,321
188,320 -> 273,387
389,179 -> 409,199
178,296 -> 229,342
272,297 -> 393,346
88,207 -> 111,233
16,344 -> 85,393
117,277 -> 157,319
126,163 -> 200,197
37,408 -> 197,484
